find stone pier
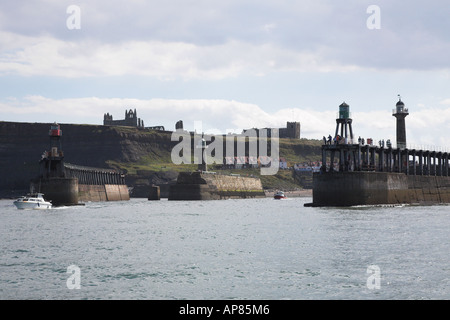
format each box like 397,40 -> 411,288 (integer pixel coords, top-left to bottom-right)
168,171 -> 266,200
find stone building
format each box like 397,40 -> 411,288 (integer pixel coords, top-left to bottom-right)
104,109 -> 144,128
243,121 -> 301,139
279,121 -> 301,139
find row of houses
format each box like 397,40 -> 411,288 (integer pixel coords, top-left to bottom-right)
219,158 -> 337,171
222,156 -> 275,169
294,161 -> 322,172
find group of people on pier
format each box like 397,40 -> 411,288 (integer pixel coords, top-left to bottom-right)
323,134 -> 393,149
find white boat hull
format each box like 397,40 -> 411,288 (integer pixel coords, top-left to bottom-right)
14,201 -> 52,210
13,193 -> 52,210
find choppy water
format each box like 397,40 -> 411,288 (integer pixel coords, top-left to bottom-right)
0,197 -> 449,300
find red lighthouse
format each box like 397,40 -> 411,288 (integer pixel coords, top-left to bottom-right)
32,122 -> 79,206
40,122 -> 65,178
49,122 -> 62,137
48,122 -> 63,159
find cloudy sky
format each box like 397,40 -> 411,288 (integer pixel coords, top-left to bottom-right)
1,0 -> 449,149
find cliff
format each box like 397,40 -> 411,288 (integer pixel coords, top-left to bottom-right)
0,121 -> 175,197
0,121 -> 322,198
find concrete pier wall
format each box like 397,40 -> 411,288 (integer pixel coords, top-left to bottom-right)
32,178 -> 79,206
32,179 -> 129,205
64,164 -> 130,202
78,184 -> 130,202
169,172 -> 266,200
311,171 -> 450,206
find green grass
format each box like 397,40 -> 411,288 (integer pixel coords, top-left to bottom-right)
107,159 -> 197,175
278,138 -> 323,165
104,129 -> 323,190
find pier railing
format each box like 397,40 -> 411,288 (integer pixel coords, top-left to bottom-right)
64,163 -> 126,185
406,144 -> 450,153
320,143 -> 450,177
344,137 -> 450,154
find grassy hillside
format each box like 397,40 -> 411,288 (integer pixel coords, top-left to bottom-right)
278,138 -> 323,165
107,127 -> 323,191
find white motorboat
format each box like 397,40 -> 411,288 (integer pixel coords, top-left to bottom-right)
13,193 -> 52,210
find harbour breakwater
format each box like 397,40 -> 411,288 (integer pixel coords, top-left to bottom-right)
310,171 -> 450,207
168,171 -> 266,200
30,163 -> 130,206
0,121 -> 174,199
309,142 -> 450,207
31,178 -> 129,206
30,122 -> 131,206
306,99 -> 450,207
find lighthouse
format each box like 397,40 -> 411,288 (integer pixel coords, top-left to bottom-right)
49,122 -> 63,158
334,102 -> 354,144
40,122 -> 65,178
392,95 -> 409,150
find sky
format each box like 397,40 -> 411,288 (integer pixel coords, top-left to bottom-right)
1,0 -> 450,150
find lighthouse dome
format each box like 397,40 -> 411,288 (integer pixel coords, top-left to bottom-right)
394,96 -> 408,114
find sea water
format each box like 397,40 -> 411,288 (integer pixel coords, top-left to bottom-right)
0,197 -> 449,300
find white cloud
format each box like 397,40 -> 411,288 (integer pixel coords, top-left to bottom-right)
440,99 -> 450,105
0,31 -> 362,79
2,1 -> 450,73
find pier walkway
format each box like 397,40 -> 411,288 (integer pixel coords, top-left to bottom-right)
321,142 -> 450,177
64,163 -> 127,186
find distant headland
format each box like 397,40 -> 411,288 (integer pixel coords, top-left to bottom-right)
0,117 -> 320,199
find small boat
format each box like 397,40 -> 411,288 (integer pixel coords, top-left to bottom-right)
13,193 -> 52,210
274,191 -> 287,200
